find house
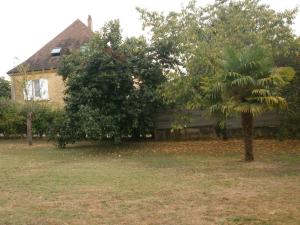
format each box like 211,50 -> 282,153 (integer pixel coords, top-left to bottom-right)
7,16 -> 94,107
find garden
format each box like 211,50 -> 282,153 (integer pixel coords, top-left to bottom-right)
1,0 -> 300,224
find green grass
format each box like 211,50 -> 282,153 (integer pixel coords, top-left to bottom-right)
0,139 -> 299,225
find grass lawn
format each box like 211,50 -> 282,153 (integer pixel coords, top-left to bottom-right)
0,139 -> 299,225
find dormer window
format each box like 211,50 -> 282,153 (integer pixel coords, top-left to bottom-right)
51,47 -> 62,56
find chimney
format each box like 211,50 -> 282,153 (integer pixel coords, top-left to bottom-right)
88,15 -> 93,31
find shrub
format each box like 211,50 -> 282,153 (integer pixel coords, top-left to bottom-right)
47,111 -> 81,148
0,98 -> 67,139
0,98 -> 26,137
31,104 -> 57,137
0,77 -> 10,98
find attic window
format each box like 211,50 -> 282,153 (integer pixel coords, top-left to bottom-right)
51,47 -> 62,56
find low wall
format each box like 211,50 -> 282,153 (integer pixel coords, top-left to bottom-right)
154,110 -> 281,140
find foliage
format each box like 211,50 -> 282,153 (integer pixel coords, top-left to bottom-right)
26,104 -> 63,138
58,21 -> 134,143
278,39 -> 300,138
0,98 -> 26,136
0,77 -> 11,98
0,97 -> 64,139
139,0 -> 299,144
139,0 -> 298,75
122,37 -> 166,137
46,110 -> 77,148
204,45 -> 294,117
204,45 -> 294,160
57,20 -> 165,146
139,0 -> 299,106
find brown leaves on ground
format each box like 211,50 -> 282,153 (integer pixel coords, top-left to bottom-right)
0,139 -> 299,224
119,139 -> 300,156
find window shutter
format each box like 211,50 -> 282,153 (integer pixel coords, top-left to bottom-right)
24,80 -> 33,100
39,79 -> 49,100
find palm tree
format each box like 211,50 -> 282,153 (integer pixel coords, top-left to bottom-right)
204,45 -> 295,161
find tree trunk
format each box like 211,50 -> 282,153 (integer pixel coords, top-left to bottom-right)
221,123 -> 228,141
27,112 -> 33,146
241,112 -> 254,161
132,128 -> 140,140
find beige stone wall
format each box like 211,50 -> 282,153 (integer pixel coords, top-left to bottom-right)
10,70 -> 65,108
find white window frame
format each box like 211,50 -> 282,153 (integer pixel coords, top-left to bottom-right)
24,79 -> 49,101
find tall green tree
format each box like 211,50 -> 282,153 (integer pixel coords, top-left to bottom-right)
57,20 -> 165,145
139,0 -> 299,144
123,37 -> 166,138
138,0 -> 298,76
59,21 -> 133,143
204,45 -> 294,161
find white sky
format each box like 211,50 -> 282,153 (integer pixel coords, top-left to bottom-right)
0,0 -> 299,79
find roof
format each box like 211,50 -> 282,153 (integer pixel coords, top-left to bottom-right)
8,19 -> 93,74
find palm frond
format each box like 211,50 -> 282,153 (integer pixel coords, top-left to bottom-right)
234,103 -> 266,115
248,96 -> 287,108
203,45 -> 290,119
251,89 -> 271,97
257,74 -> 285,87
208,82 -> 224,100
230,76 -> 255,87
224,72 -> 242,80
208,100 -> 235,116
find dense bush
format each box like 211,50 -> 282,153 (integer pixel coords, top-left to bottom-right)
47,111 -> 79,148
277,39 -> 300,139
0,98 -> 65,139
30,104 -> 60,138
0,98 -> 26,137
0,77 -> 10,98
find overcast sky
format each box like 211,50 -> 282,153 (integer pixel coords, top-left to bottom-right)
0,0 -> 299,79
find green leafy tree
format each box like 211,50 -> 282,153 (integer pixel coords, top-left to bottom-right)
0,98 -> 25,137
204,45 -> 294,161
138,0 -> 298,93
276,38 -> 300,138
140,0 -> 299,143
138,0 -> 298,75
123,37 -> 166,138
57,20 -> 165,145
59,22 -> 132,143
0,77 -> 10,98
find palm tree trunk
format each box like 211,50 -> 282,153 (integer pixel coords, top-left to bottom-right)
27,112 -> 33,145
241,112 -> 254,161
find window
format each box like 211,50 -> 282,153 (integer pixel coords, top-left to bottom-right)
24,79 -> 49,101
51,47 -> 62,56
